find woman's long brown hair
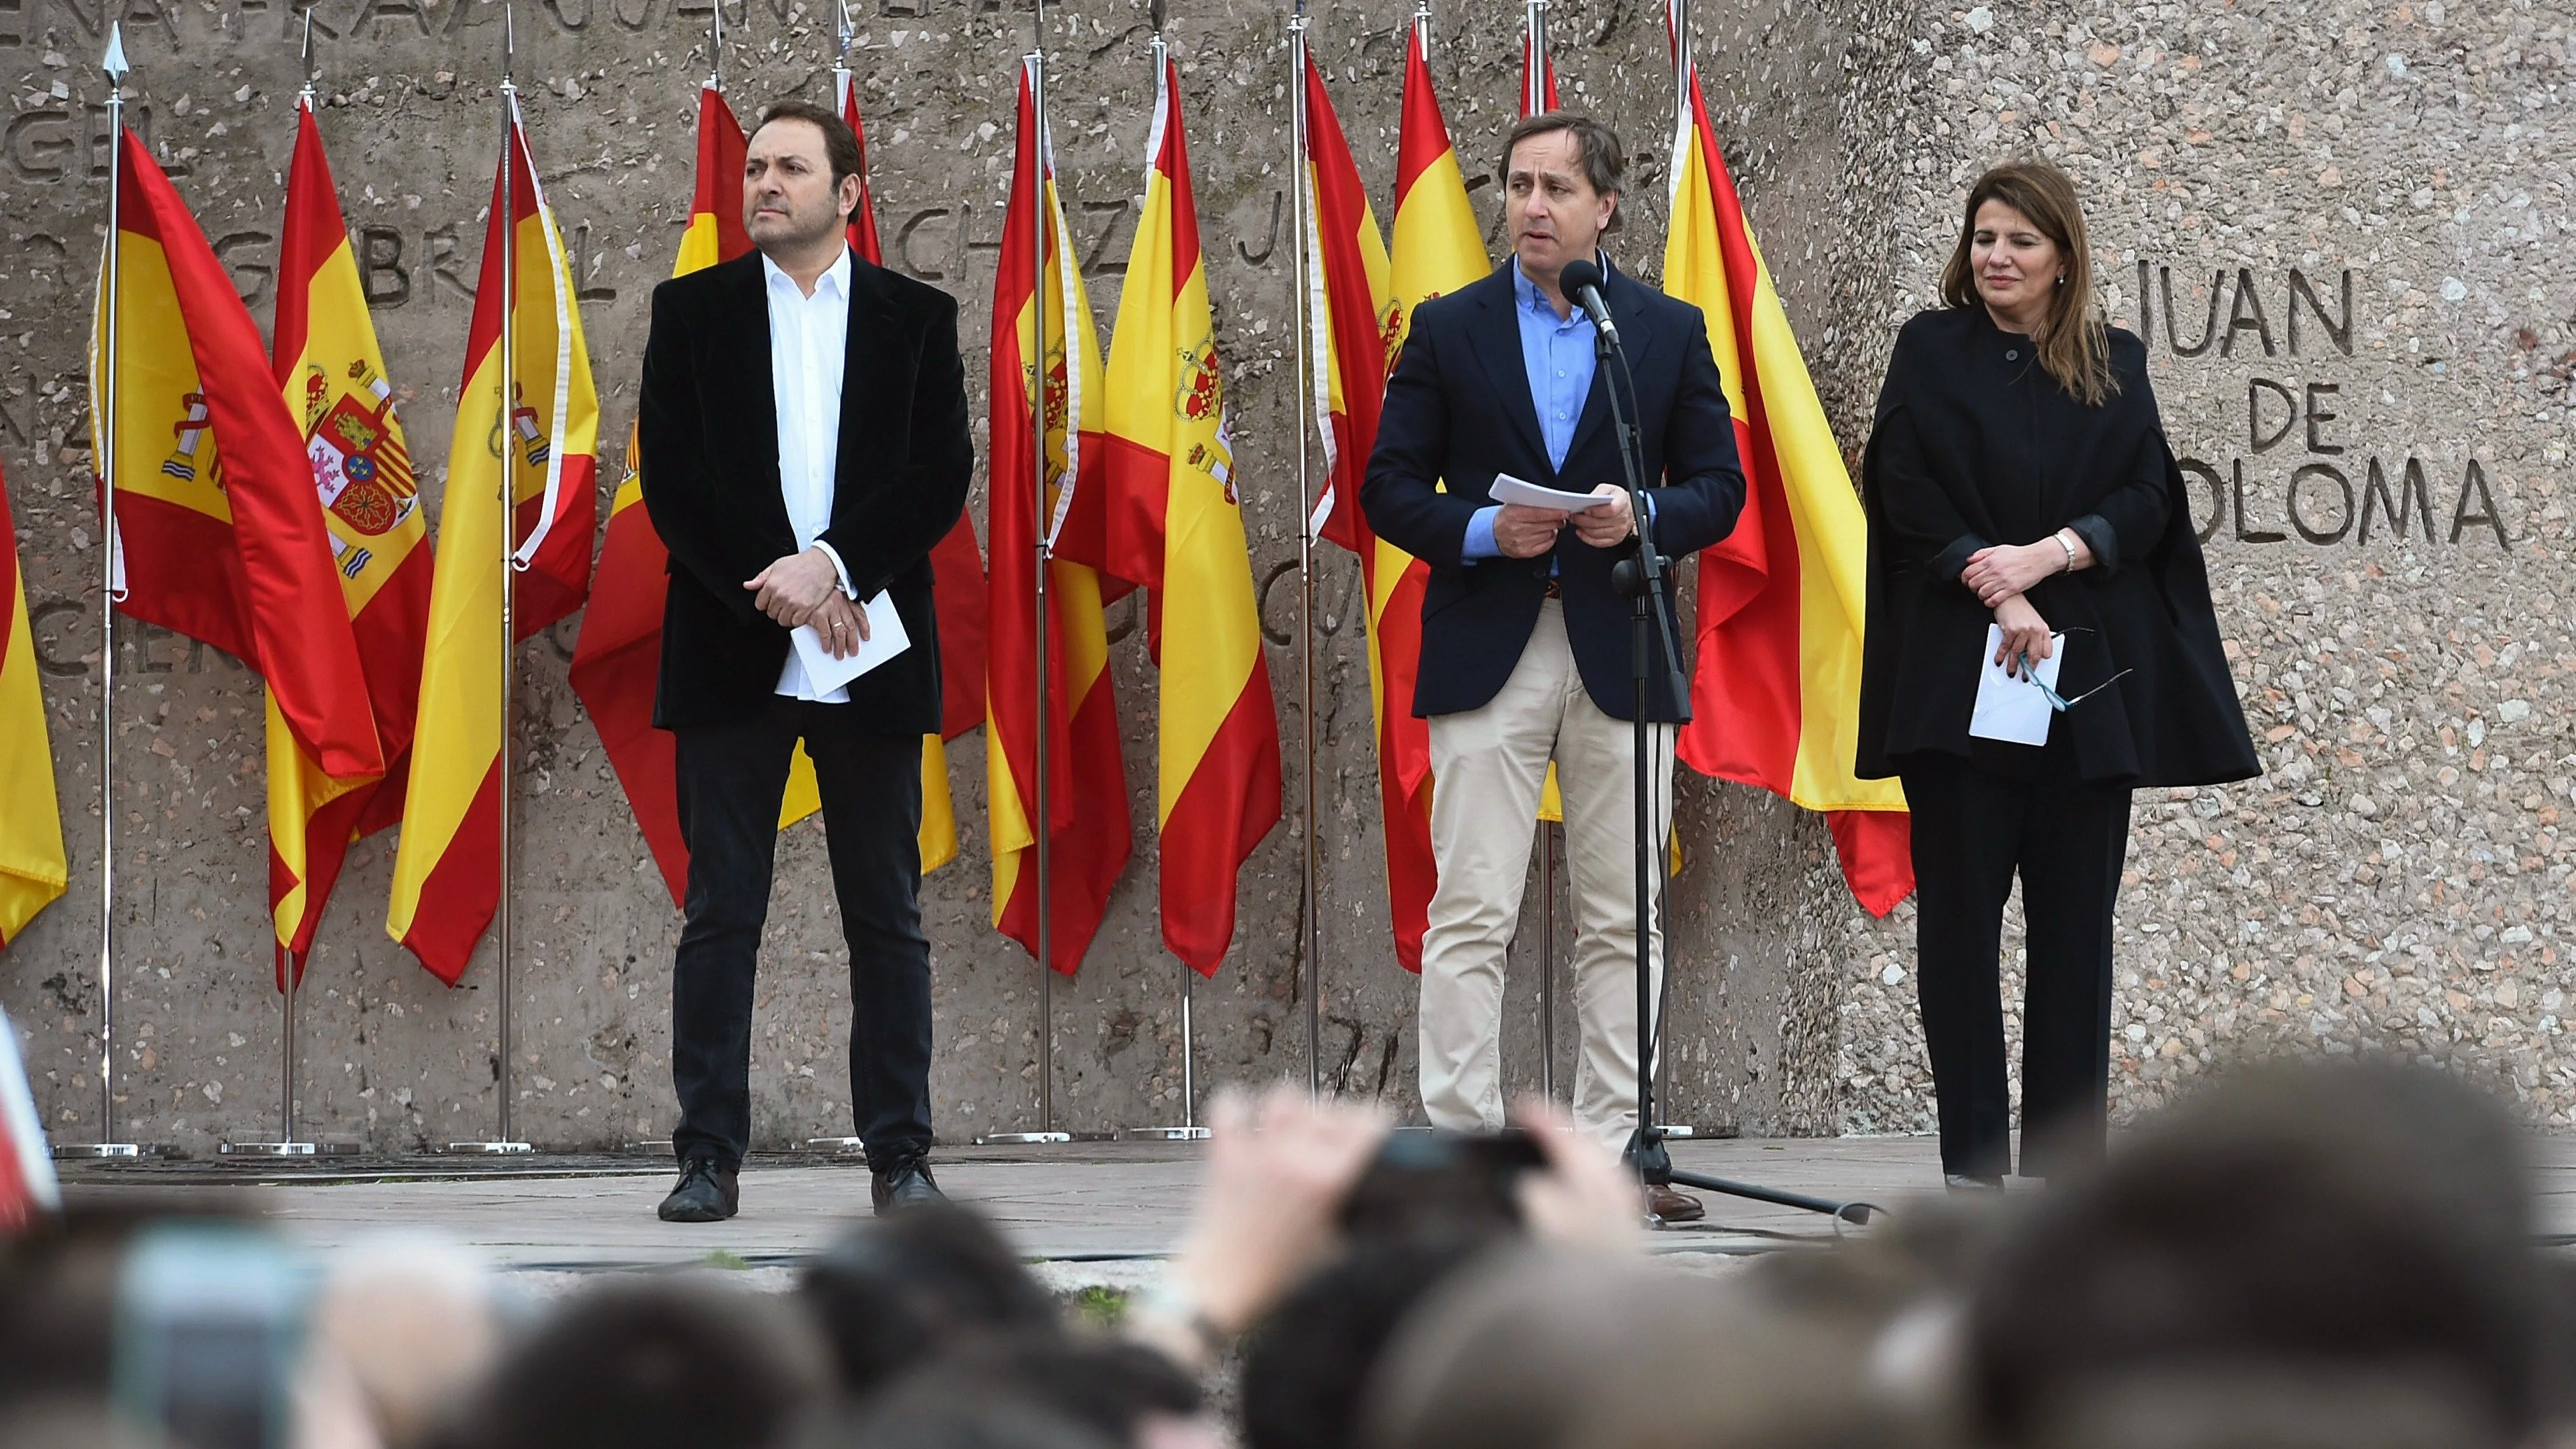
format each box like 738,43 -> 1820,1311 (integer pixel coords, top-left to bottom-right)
1939,161 -> 2117,407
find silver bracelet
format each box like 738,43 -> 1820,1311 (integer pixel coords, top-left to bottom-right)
2055,531 -> 2078,571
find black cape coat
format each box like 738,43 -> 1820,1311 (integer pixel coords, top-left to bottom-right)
1855,306 -> 2259,787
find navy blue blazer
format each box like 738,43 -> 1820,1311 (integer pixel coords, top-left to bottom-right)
1359,261 -> 1746,722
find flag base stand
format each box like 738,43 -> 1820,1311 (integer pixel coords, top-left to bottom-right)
803,1137 -> 869,1158
1655,1124 -> 1695,1139
1122,1126 -> 1210,1142
219,1140 -> 359,1158
975,1132 -> 1075,1145
438,1140 -> 534,1155
51,1142 -> 162,1160
631,1138 -> 676,1156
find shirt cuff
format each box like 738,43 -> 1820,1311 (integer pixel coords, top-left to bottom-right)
2063,514 -> 2119,575
1463,505 -> 1503,562
809,540 -> 859,599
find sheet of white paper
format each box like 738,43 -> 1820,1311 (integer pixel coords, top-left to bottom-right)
1491,473 -> 1613,512
1967,623 -> 2064,746
791,591 -> 911,695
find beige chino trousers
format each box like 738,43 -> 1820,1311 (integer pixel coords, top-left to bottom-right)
1419,598 -> 1675,1152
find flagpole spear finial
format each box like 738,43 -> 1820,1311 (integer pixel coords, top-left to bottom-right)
101,22 -> 128,83
299,9 -> 317,101
709,0 -> 722,91
502,1 -> 516,90
835,0 -> 851,65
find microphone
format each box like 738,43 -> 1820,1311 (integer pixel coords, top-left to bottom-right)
1557,258 -> 1620,347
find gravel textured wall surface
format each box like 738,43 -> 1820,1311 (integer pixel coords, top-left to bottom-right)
3,0 -> 2565,1156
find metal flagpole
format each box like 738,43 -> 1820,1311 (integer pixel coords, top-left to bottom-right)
224,19 -> 337,1162
1652,0 -> 1691,1142
1289,0 -> 1323,1100
57,23 -> 146,1162
983,9 -> 1071,1146
799,0 -> 879,1161
1124,20 -> 1209,1143
1524,0 -> 1547,114
450,5 -> 533,1154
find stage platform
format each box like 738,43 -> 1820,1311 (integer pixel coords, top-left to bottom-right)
56,1134 -> 2576,1282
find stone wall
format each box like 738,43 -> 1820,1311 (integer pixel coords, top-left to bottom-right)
1835,0 -> 2576,1135
3,0 -> 2565,1155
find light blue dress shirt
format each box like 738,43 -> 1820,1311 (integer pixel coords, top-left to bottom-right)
1463,258 -> 1599,561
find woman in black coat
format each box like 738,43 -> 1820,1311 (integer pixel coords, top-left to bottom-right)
1857,161 -> 2258,1188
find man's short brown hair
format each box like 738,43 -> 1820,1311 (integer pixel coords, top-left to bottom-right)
1500,111 -> 1627,234
752,99 -> 864,193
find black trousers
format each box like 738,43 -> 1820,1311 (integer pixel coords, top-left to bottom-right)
1899,754 -> 2132,1178
669,697 -> 932,1170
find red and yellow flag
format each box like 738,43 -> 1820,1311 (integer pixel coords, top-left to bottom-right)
1662,21 -> 1911,913
837,69 -> 885,269
1098,55 -> 1281,974
839,71 -> 989,875
571,85 -> 750,908
0,460 -> 66,950
1299,52 -> 1437,972
265,96 -> 436,983
89,127 -> 382,784
388,99 -> 600,981
987,62 -> 1133,974
1366,28 -> 1505,968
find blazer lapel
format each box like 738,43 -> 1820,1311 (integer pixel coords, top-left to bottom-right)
1463,270 -> 1553,481
719,256 -> 796,542
1564,263 -> 1658,467
833,257 -> 898,531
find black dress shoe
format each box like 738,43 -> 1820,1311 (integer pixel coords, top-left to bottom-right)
871,1153 -> 945,1215
657,1155 -> 740,1222
1944,1172 -> 2005,1192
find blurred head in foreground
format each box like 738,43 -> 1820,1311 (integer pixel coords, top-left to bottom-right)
798,1204 -> 1061,1402
1359,1246 -> 1913,1449
453,1275 -> 829,1449
1969,1059 -> 2539,1449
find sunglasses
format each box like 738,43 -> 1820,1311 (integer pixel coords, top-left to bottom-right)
2010,627 -> 2135,713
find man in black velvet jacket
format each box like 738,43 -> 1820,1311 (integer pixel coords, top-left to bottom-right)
1361,112 -> 1745,1222
637,99 -> 971,1223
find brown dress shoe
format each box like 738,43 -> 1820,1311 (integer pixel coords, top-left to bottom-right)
1645,1183 -> 1704,1222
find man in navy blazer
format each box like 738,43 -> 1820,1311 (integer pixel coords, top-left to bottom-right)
1360,111 -> 1744,1220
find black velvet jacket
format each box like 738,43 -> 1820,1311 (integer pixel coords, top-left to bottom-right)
637,251 -> 972,736
1856,306 -> 2258,786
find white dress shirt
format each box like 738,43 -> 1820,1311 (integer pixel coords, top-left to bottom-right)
763,247 -> 859,703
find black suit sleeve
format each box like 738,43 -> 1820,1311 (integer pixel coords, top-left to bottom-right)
1360,321 -> 1483,569
819,293 -> 972,601
1637,314 -> 1746,557
638,279 -> 775,628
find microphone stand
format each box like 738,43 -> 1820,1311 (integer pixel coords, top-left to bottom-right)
1591,287 -> 1879,1229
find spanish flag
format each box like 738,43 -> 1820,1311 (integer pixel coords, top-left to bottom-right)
265,96 -> 436,984
1097,54 -> 1281,974
1662,18 -> 1911,913
0,460 -> 66,951
1299,52 -> 1437,972
570,84 -> 749,908
841,70 -> 987,875
986,62 -> 1133,974
89,127 -> 382,783
388,98 -> 600,982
